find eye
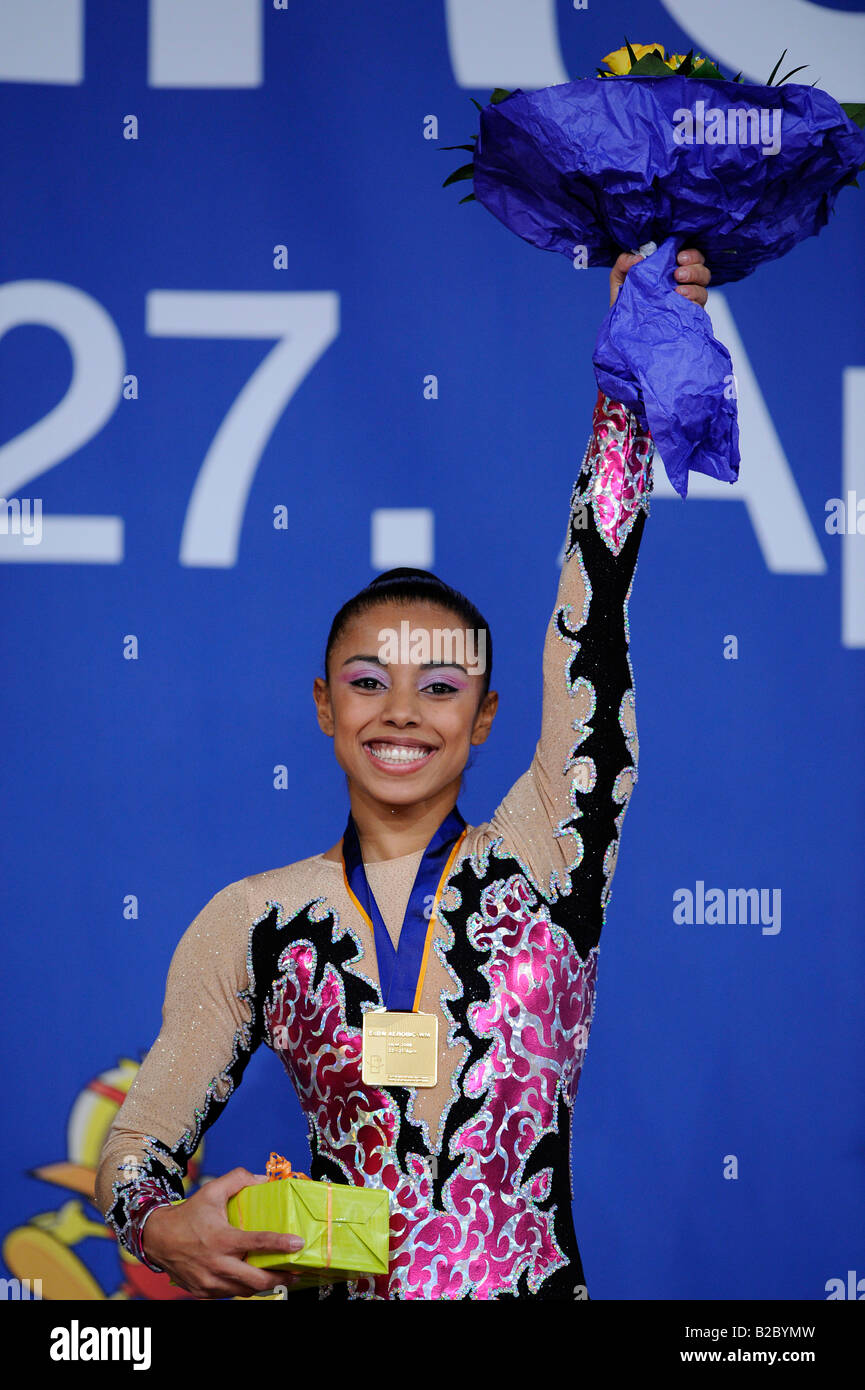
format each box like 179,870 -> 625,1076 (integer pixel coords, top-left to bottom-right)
422,680 -> 461,695
350,675 -> 387,691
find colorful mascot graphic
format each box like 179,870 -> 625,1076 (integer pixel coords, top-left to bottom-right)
2,1057 -> 203,1300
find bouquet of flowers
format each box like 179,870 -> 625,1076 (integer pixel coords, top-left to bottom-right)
444,44 -> 865,498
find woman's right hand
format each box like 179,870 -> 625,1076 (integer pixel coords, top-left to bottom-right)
609,248 -> 711,308
141,1167 -> 305,1299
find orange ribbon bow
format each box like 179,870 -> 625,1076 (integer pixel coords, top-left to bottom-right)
266,1152 -> 309,1181
264,1152 -> 331,1268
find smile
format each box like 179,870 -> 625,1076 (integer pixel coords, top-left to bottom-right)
363,740 -> 438,772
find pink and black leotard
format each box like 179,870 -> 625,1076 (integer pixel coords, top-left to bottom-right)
95,391 -> 654,1300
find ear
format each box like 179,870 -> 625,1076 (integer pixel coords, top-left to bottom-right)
470,689 -> 498,746
312,676 -> 335,737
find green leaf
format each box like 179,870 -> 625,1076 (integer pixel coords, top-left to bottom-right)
689,57 -> 726,81
458,192 -> 476,204
766,49 -> 787,86
489,87 -> 513,104
841,102 -> 865,130
627,51 -> 675,78
439,143 -> 476,152
624,37 -> 638,68
442,162 -> 474,188
470,97 -> 483,112
777,64 -> 808,84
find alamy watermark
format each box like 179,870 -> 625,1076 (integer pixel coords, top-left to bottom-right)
673,881 -> 781,935
0,497 -> 42,545
377,620 -> 487,677
49,1321 -> 151,1369
672,101 -> 782,157
825,491 -> 865,535
1,1276 -> 42,1299
825,1270 -> 865,1299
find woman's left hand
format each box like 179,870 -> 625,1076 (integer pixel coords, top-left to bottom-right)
609,247 -> 711,308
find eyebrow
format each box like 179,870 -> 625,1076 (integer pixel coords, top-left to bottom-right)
341,654 -> 470,675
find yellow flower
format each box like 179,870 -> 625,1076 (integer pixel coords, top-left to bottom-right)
602,43 -> 665,75
666,52 -> 708,70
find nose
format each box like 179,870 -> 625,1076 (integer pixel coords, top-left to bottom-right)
379,671 -> 423,725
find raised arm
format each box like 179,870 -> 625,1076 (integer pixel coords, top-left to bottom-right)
482,387 -> 653,937
481,249 -> 710,952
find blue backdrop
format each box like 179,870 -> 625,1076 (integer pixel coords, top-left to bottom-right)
1,0 -> 863,1301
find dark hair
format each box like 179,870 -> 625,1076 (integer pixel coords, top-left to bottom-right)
324,567 -> 493,702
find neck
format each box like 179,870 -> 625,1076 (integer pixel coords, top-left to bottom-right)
347,778 -> 461,861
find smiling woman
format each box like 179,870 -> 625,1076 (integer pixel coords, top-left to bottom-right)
94,248 -> 711,1302
312,574 -> 497,855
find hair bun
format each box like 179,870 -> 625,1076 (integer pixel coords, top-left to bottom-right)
368,568 -> 440,589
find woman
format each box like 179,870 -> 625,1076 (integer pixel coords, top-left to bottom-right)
95,248 -> 711,1300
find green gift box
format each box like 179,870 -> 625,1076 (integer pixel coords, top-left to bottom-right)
226,1175 -> 390,1288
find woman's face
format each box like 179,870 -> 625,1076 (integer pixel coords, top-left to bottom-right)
313,600 -> 498,809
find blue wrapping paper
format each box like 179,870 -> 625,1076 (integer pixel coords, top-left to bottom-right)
472,76 -> 865,496
594,235 -> 739,497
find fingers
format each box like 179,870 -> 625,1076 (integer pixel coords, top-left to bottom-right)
609,251 -> 645,305
235,1272 -> 305,1300
675,278 -> 709,306
611,246 -> 711,308
675,251 -> 710,285
217,1240 -> 306,1299
190,1254 -> 300,1300
675,247 -> 711,306
610,251 -> 644,286
614,251 -> 644,274
240,1228 -> 305,1255
202,1166 -> 264,1200
221,1256 -> 299,1295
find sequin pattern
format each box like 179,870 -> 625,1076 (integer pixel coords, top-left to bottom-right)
263,865 -> 597,1299
110,1169 -> 180,1270
581,393 -> 653,554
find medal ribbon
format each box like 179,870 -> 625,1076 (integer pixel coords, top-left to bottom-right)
341,807 -> 467,1012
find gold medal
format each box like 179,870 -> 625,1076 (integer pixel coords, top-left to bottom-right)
361,1010 -> 438,1087
343,815 -> 467,1092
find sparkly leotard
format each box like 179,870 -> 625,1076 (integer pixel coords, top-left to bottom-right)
95,390 -> 654,1300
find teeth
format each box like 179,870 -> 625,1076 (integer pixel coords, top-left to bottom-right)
367,743 -> 432,764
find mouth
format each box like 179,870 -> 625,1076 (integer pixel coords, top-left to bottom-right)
362,739 -> 438,774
